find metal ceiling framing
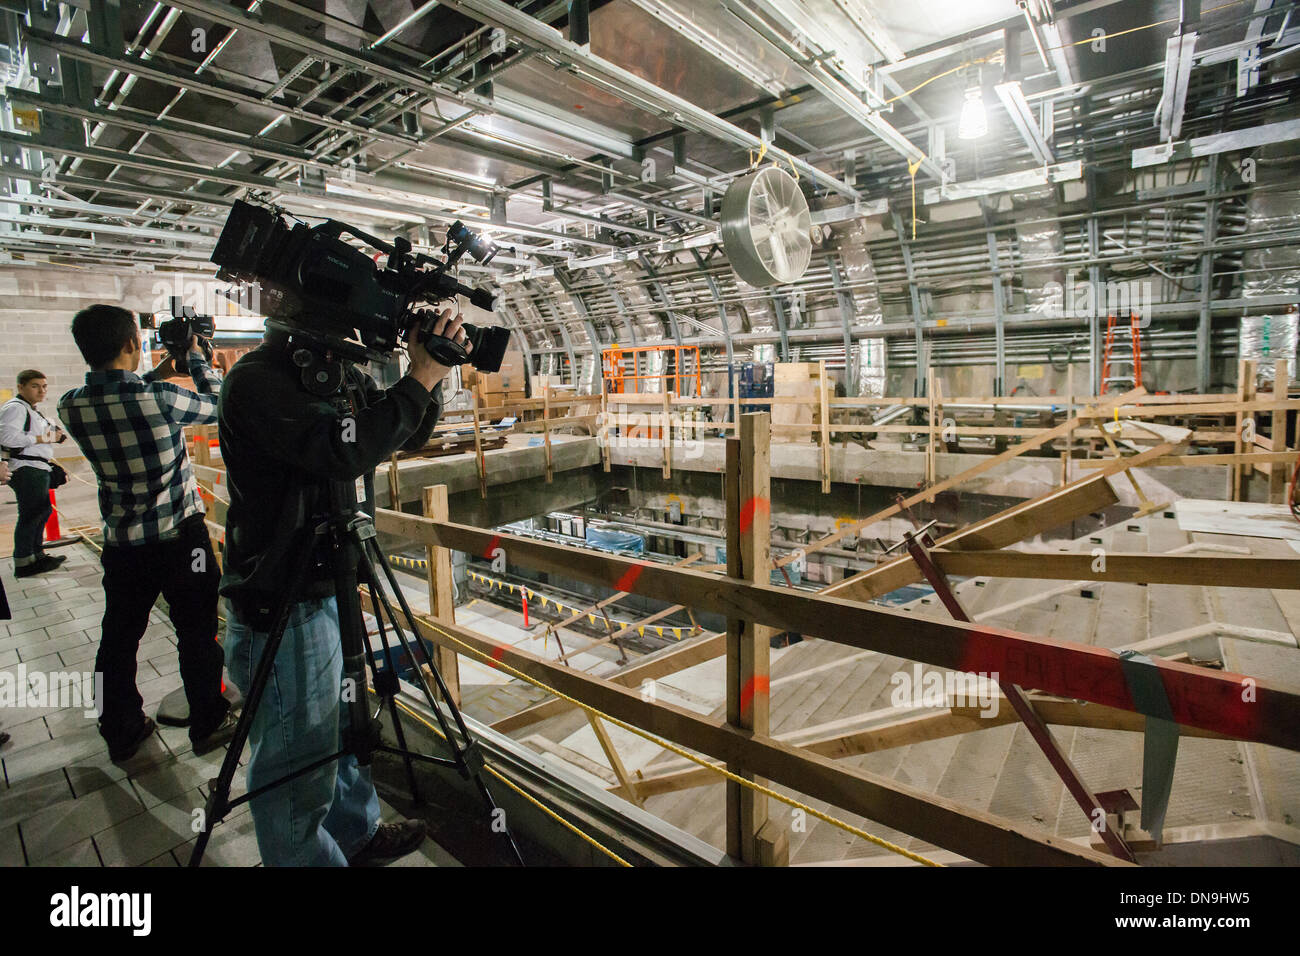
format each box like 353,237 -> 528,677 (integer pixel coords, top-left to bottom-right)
0,0 -> 1296,390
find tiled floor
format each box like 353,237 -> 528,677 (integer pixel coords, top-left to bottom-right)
0,541 -> 262,866
0,540 -> 455,867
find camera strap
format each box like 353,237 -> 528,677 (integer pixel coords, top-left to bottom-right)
1,400 -> 49,463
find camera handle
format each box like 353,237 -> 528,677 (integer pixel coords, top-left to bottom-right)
417,331 -> 471,368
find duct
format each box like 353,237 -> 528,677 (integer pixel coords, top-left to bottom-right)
836,215 -> 886,398
608,260 -> 667,342
1239,313 -> 1299,385
578,352 -> 600,394
1013,186 -> 1066,316
1239,152 -> 1300,386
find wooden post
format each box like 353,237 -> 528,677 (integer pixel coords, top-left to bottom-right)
925,367 -> 937,496
1266,358 -> 1288,503
1232,359 -> 1256,501
662,388 -> 672,479
819,359 -> 830,493
543,386 -> 554,484
725,412 -> 788,866
471,403 -> 487,499
422,484 -> 461,707
387,453 -> 401,511
1064,364 -> 1075,485
600,389 -> 611,472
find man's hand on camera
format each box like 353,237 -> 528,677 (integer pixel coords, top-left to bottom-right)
406,310 -> 471,393
186,333 -> 210,363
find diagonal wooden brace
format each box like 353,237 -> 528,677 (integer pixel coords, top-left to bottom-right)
902,531 -> 1137,863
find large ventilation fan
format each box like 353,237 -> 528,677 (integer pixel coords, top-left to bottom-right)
721,166 -> 813,287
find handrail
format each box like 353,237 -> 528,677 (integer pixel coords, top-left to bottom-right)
374,508 -> 1300,754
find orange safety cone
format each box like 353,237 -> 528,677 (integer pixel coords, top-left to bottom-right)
44,488 -> 77,547
521,588 -> 529,628
44,489 -> 60,541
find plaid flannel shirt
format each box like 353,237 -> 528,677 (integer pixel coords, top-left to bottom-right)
58,355 -> 221,546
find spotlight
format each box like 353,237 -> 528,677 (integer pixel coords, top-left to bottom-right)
958,87 -> 988,140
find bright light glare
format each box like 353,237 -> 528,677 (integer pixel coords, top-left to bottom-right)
958,87 -> 988,140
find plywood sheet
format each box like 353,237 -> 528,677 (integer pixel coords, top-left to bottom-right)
1174,499 -> 1300,541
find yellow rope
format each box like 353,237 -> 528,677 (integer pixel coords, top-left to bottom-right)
907,155 -> 925,240
384,694 -> 633,867
415,614 -> 942,866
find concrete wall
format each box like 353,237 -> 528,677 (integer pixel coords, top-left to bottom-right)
0,267 -> 161,407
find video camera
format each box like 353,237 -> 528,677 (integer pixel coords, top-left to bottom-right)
141,298 -> 216,363
209,200 -> 510,372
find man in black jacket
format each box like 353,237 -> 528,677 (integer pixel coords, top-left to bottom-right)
219,310 -> 465,866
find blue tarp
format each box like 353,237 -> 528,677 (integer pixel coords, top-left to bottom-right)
585,527 -> 645,553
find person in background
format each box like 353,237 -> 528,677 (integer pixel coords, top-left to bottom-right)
0,370 -> 66,578
59,305 -> 237,763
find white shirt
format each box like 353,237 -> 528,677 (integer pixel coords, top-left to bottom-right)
0,397 -> 55,472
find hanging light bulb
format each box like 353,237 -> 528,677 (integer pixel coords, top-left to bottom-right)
958,86 -> 988,140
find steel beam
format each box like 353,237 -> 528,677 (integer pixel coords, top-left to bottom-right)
826,254 -> 858,397
433,0 -> 859,198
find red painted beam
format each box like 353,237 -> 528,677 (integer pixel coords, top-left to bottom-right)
378,513 -> 1300,753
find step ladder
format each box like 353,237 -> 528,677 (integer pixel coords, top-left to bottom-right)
1101,312 -> 1143,393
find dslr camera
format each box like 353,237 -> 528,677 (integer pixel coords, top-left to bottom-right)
141,297 -> 216,363
209,200 -> 510,372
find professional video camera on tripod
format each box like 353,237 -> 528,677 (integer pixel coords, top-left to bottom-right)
190,199 -> 524,866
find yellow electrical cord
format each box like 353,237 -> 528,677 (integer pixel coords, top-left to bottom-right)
408,611 -> 942,867
875,0 -> 1255,111
1045,0 -> 1255,51
907,154 -> 925,239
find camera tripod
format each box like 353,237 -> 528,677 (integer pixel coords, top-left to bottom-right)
188,475 -> 525,867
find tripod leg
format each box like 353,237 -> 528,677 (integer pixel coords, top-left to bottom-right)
388,696 -> 420,803
360,537 -> 525,865
190,548 -> 319,867
356,558 -> 420,802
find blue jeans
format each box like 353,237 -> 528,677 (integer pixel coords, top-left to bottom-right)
224,596 -> 380,866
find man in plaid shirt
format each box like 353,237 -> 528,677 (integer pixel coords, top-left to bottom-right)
58,304 -> 237,762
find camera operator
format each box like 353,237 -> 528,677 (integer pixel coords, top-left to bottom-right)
218,309 -> 465,867
58,306 -> 237,763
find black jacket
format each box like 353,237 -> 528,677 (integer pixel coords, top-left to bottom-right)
217,337 -> 441,616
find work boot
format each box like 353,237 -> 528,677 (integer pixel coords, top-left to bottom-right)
191,708 -> 240,756
108,717 -> 157,763
347,820 -> 428,866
